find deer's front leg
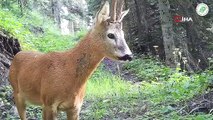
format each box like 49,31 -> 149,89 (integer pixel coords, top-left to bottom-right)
14,93 -> 27,120
42,106 -> 57,120
66,108 -> 80,120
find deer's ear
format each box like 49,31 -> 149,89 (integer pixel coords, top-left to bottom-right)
95,1 -> 110,24
118,9 -> 129,22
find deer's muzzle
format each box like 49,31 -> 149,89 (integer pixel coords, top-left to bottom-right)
118,54 -> 133,61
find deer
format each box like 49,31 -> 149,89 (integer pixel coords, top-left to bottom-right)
9,0 -> 132,120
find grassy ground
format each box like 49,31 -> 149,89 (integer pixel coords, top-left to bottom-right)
80,59 -> 213,120
82,67 -> 142,119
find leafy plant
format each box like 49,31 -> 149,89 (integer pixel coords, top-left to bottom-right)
0,9 -> 33,50
123,58 -> 174,81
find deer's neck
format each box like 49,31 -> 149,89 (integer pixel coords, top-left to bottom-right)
66,33 -> 104,85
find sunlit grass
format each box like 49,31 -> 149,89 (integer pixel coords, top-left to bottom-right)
82,67 -> 144,119
86,67 -> 135,99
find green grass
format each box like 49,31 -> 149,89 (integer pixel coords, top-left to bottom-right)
0,9 -> 33,50
80,59 -> 213,120
86,67 -> 134,99
83,67 -> 144,119
123,58 -> 174,81
124,58 -> 210,102
0,7 -> 87,52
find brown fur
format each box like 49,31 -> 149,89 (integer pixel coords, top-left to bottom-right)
9,32 -> 106,120
9,1 -> 131,120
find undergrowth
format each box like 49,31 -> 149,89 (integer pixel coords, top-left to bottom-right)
0,7 -> 87,52
81,58 -> 213,119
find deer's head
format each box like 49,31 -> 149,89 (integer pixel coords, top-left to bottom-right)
91,0 -> 133,61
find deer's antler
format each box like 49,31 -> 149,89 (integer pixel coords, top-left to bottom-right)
110,0 -> 117,22
110,0 -> 125,22
116,0 -> 124,21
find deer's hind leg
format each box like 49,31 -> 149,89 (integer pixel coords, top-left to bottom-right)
14,93 -> 27,120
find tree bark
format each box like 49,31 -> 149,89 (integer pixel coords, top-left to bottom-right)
51,0 -> 61,28
158,0 -> 175,66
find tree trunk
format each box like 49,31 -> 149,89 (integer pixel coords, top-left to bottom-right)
133,0 -> 144,45
158,0 -> 175,66
51,0 -> 61,28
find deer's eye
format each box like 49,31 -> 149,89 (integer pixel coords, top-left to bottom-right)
107,33 -> 115,39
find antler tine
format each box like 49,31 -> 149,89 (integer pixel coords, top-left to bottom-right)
110,0 -> 117,22
116,0 -> 124,21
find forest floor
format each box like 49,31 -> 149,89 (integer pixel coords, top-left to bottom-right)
80,59 -> 213,120
103,59 -> 213,116
104,60 -> 213,116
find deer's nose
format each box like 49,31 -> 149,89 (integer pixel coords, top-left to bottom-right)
118,54 -> 133,61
